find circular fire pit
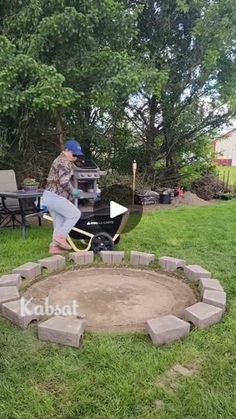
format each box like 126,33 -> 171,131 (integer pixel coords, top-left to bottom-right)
24,267 -> 197,332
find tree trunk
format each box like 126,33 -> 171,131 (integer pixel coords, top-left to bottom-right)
145,95 -> 157,173
56,110 -> 65,151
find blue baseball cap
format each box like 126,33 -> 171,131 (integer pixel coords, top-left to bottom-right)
64,139 -> 84,157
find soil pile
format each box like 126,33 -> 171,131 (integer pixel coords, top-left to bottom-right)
173,191 -> 209,207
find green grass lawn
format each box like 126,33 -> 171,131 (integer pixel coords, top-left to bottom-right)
1,202 -> 236,418
218,166 -> 236,186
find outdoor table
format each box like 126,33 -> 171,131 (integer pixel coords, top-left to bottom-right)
0,189 -> 44,238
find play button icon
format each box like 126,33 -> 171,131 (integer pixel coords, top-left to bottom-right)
93,184 -> 143,235
110,201 -> 128,219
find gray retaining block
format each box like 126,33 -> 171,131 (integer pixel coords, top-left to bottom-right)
38,316 -> 85,348
199,277 -> 224,296
100,251 -> 124,265
69,251 -> 94,265
130,251 -> 155,266
12,262 -> 41,280
146,315 -> 190,345
38,255 -> 66,273
203,290 -> 226,311
2,298 -> 42,329
184,265 -> 211,282
184,302 -> 223,329
0,286 -> 20,312
0,274 -> 22,289
159,256 -> 185,272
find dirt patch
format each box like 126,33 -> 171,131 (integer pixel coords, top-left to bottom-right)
156,363 -> 199,392
171,364 -> 197,377
24,267 -> 197,332
142,191 -> 210,212
154,400 -> 165,410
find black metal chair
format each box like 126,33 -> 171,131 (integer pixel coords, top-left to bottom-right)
0,169 -> 41,230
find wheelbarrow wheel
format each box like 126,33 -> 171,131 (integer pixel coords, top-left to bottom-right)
91,232 -> 114,253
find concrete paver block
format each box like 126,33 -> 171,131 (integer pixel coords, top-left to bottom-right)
199,277 -> 224,296
2,298 -> 42,329
12,262 -> 41,280
38,255 -> 66,273
184,265 -> 211,282
38,316 -> 85,348
146,315 -> 190,345
69,251 -> 94,265
100,251 -> 124,265
203,290 -> 226,311
159,256 -> 186,272
130,251 -> 155,266
0,274 -> 22,289
55,255 -> 66,270
0,286 -> 20,312
184,302 -> 223,329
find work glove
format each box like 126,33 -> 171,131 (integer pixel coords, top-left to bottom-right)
72,188 -> 82,198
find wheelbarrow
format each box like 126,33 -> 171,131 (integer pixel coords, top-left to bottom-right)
44,206 -> 129,253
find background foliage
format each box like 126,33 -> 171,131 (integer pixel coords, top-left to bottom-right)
0,0 -> 236,187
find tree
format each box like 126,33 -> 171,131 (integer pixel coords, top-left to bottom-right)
124,0 -> 236,177
1,1 -> 139,143
0,34 -> 76,176
0,0 -> 140,176
0,36 -> 75,115
1,0 -> 236,184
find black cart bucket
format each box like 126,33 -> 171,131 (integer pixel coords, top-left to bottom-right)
69,207 -> 129,240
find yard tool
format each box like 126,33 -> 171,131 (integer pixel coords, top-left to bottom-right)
132,160 -> 137,209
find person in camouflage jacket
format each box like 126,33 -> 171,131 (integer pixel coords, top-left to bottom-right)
42,139 -> 83,254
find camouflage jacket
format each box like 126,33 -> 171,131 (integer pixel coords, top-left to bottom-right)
45,153 -> 75,200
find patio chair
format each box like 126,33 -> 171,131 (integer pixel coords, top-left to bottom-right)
0,170 -> 21,227
0,169 -> 41,229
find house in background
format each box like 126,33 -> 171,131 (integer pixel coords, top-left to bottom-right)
214,128 -> 236,166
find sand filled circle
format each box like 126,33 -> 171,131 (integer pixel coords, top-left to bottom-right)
24,267 -> 197,332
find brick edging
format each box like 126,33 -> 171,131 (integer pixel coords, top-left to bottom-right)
0,252 -> 226,348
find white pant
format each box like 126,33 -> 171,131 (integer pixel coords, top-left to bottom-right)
42,190 -> 81,243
